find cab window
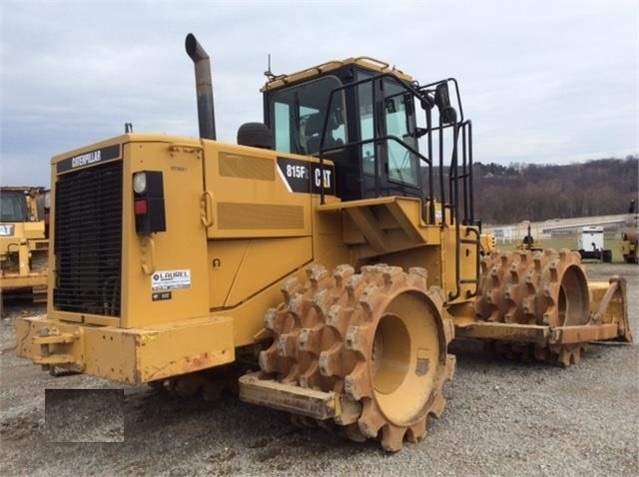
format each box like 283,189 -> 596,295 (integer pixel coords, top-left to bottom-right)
357,74 -> 376,177
271,76 -> 346,155
384,84 -> 419,187
356,72 -> 420,189
0,192 -> 27,222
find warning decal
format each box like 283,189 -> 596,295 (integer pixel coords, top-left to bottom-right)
151,269 -> 191,291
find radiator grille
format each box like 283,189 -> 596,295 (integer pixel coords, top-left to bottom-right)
53,161 -> 122,317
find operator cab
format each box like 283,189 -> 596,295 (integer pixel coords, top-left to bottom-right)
261,57 -> 472,226
0,190 -> 29,223
263,58 -> 425,202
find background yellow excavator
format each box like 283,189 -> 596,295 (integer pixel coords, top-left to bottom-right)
1,186 -> 49,309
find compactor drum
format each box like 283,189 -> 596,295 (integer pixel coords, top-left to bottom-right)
473,249 -> 606,366
16,34 -> 632,451
255,264 -> 454,451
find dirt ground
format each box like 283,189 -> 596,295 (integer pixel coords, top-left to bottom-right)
1,263 -> 637,476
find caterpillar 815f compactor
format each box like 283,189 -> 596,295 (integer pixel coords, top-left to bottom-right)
16,34 -> 632,451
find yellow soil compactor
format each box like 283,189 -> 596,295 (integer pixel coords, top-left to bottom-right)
16,35 -> 632,451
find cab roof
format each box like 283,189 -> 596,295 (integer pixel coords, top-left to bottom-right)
261,56 -> 413,92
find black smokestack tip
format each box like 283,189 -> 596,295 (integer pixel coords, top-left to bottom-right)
185,33 -> 207,61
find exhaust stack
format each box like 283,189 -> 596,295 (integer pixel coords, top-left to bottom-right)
185,33 -> 216,140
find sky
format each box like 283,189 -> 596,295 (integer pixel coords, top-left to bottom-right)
1,0 -> 638,186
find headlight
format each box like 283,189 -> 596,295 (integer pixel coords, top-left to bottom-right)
133,172 -> 147,194
44,191 -> 51,209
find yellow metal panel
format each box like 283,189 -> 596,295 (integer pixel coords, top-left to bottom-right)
311,197 -> 351,271
213,273 -> 304,348
130,316 -> 234,382
381,246 -> 442,289
440,225 -> 479,304
550,324 -> 621,344
239,372 -> 341,420
0,274 -> 48,290
440,227 -> 456,300
50,134 -> 202,168
207,237 -> 313,310
455,322 -> 550,343
319,197 -> 441,264
207,239 -> 249,309
121,141 -> 211,328
46,159 -> 58,315
16,314 -> 234,384
82,328 -> 135,381
48,309 -> 120,327
224,237 -> 312,307
203,143 -> 313,239
22,222 -> 46,240
319,197 -> 440,246
589,281 -> 611,315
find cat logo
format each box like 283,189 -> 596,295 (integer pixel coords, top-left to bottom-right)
0,224 -> 15,236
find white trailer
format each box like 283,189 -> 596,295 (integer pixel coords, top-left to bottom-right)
578,226 -> 612,262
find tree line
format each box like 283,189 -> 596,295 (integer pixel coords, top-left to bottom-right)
425,156 -> 638,225
474,156 -> 638,224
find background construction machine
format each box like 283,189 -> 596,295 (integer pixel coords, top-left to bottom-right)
621,231 -> 638,263
516,222 -> 544,253
1,186 -> 49,308
16,34 -> 632,452
621,200 -> 638,263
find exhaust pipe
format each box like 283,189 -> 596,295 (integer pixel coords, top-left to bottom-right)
185,33 -> 216,140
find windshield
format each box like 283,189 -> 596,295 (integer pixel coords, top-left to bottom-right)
271,76 -> 346,155
0,191 -> 28,222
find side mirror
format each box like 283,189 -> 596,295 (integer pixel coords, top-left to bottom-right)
403,94 -> 414,114
435,83 -> 457,125
385,97 -> 396,113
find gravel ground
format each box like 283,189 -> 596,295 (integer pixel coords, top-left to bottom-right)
1,263 -> 637,476
43,389 -> 124,442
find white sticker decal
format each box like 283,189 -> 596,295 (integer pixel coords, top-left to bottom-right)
0,224 -> 15,236
151,269 -> 191,291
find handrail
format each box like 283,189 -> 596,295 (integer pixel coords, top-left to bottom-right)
317,72 -> 445,206
299,68 -> 481,303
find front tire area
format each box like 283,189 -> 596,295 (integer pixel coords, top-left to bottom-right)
259,263 -> 455,452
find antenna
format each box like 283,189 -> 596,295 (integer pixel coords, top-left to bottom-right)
264,54 -> 276,81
